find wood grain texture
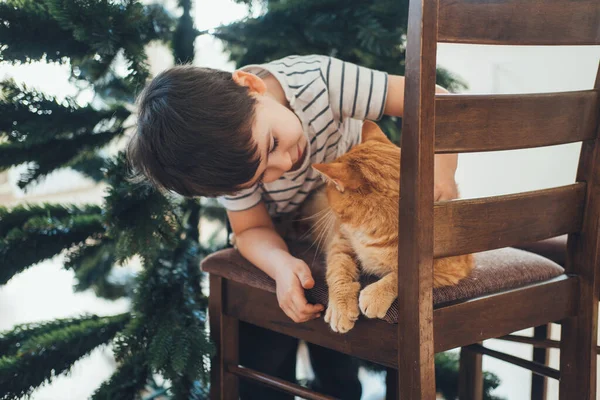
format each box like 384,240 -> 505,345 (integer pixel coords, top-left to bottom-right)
228,365 -> 337,400
458,347 -> 483,400
433,276 -> 578,352
465,344 -> 560,380
434,183 -> 586,258
531,325 -> 550,400
559,64 -> 600,399
497,332 -> 600,354
223,276 -> 578,367
438,0 -> 600,45
209,276 -> 239,400
398,0 -> 438,397
435,91 -> 599,153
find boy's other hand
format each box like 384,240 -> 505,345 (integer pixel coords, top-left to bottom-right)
434,175 -> 459,201
275,258 -> 324,323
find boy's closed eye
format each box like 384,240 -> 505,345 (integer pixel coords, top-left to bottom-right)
255,136 -> 279,185
269,136 -> 279,154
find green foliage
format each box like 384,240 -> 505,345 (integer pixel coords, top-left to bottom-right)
91,351 -> 150,400
0,314 -> 129,400
112,238 -> 214,397
0,79 -> 129,187
435,352 -> 505,400
0,203 -> 105,284
103,153 -> 181,263
0,0 -> 176,90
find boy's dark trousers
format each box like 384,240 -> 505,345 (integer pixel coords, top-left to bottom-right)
239,322 -> 362,400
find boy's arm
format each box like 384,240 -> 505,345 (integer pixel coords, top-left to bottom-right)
384,75 -> 459,201
227,202 -> 324,323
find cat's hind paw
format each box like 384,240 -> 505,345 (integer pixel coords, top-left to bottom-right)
359,283 -> 395,319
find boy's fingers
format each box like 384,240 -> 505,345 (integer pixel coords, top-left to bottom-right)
295,265 -> 315,289
282,304 -> 302,323
292,293 -> 323,319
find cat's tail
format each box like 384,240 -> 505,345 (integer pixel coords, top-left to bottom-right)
433,253 -> 475,288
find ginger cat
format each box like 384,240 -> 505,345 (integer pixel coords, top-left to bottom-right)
307,121 -> 474,333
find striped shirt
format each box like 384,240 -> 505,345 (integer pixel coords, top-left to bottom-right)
217,55 -> 389,216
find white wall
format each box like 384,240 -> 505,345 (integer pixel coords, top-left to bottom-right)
437,44 -> 600,199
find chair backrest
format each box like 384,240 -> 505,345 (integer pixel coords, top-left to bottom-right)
397,0 -> 600,397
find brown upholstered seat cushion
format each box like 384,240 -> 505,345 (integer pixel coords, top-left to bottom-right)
513,235 -> 567,267
202,242 -> 564,324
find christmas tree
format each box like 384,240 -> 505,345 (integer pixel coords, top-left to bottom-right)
0,0 -> 217,398
0,1 -> 502,399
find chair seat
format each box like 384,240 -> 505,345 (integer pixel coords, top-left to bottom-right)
202,242 -> 564,324
513,235 -> 567,267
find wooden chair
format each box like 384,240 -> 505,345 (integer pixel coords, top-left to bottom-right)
462,235 -> 599,400
203,0 -> 600,398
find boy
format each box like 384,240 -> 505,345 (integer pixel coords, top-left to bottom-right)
128,55 -> 458,399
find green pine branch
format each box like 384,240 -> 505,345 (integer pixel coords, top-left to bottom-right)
103,153 -> 181,263
68,151 -> 110,182
0,202 -> 102,237
0,313 -> 130,400
0,0 -> 90,63
0,79 -> 130,146
0,212 -> 105,285
0,79 -> 129,187
91,351 -> 150,400
1,128 -> 125,188
0,0 -> 176,88
117,240 -> 213,391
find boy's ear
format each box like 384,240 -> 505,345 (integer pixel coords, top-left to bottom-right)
232,70 -> 267,95
361,120 -> 392,144
312,163 -> 361,192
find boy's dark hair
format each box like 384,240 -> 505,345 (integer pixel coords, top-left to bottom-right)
127,64 -> 261,197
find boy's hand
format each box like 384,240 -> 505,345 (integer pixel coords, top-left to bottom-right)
434,173 -> 459,201
434,153 -> 459,201
274,257 -> 324,323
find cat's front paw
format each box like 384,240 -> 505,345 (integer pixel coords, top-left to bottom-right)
325,283 -> 360,333
359,283 -> 395,319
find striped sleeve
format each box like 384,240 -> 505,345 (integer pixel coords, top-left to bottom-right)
324,56 -> 389,122
216,184 -> 262,212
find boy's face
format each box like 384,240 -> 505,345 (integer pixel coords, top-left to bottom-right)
234,71 -> 307,186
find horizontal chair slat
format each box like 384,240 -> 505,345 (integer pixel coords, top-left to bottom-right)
434,275 -> 578,352
434,183 -> 586,258
437,0 -> 600,45
435,90 -> 599,153
224,276 -> 578,366
464,344 -> 560,379
228,365 -> 337,400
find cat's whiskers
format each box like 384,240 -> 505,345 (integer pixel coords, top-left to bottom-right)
293,207 -> 330,223
311,212 -> 335,266
302,209 -> 332,253
299,208 -> 333,241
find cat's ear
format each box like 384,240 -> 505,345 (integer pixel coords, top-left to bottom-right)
361,120 -> 393,144
312,163 -> 360,192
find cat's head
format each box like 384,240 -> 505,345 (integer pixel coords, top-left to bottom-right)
312,121 -> 400,220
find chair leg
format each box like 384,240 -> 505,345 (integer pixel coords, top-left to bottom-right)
531,324 -> 550,400
386,367 -> 398,400
559,312 -> 597,399
209,275 -> 240,400
458,347 -> 483,400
